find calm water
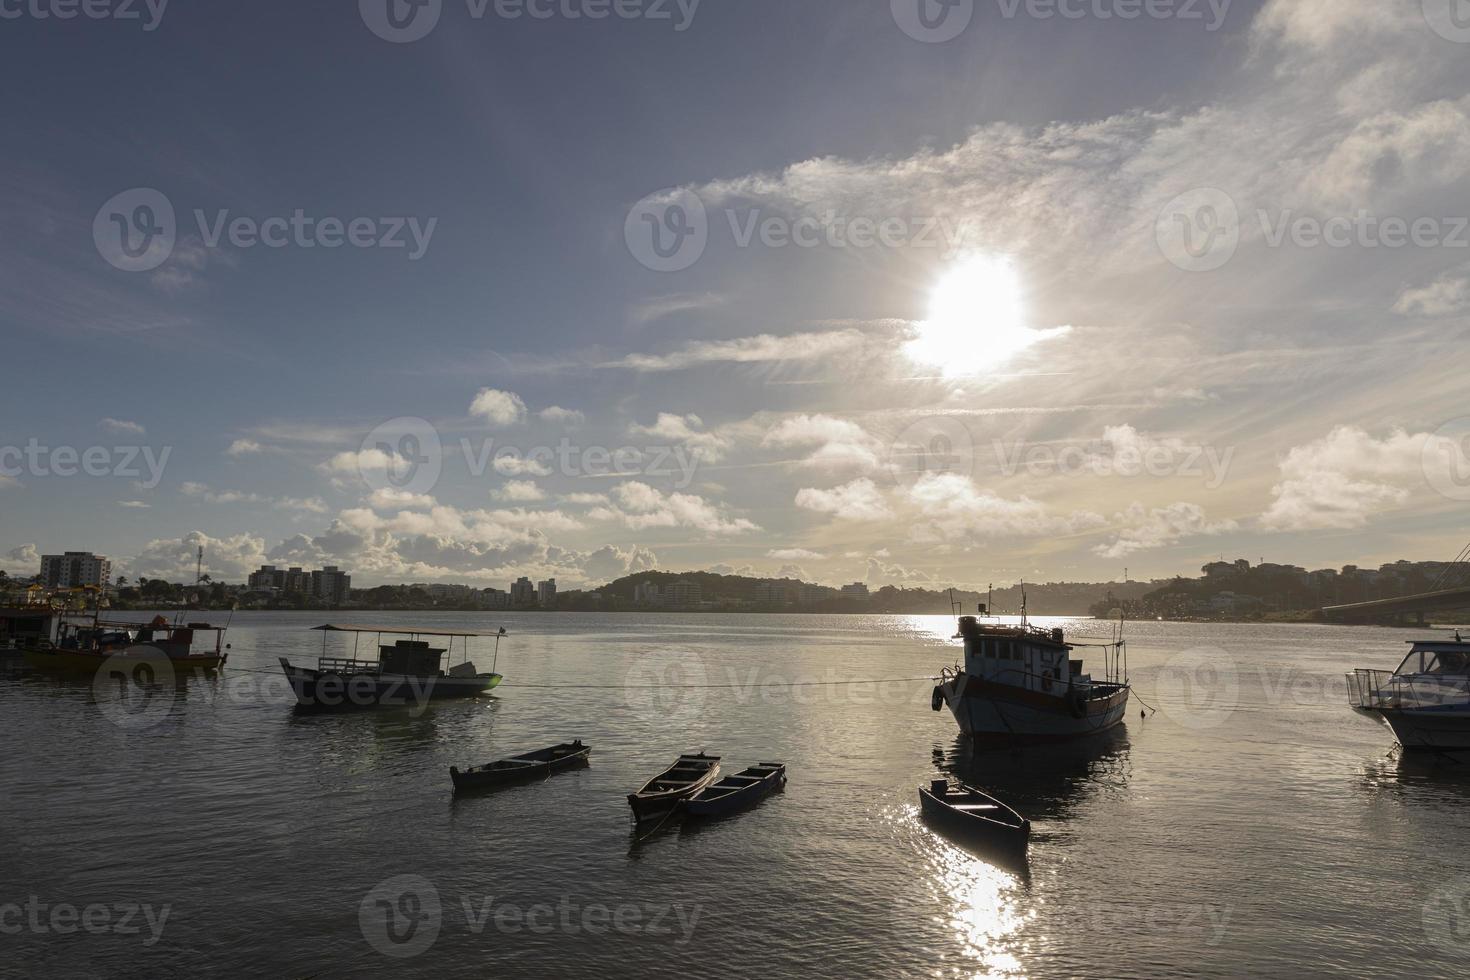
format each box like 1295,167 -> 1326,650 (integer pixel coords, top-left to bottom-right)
3,613 -> 1469,978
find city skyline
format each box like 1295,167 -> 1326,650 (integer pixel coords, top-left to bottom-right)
6,1 -> 1470,592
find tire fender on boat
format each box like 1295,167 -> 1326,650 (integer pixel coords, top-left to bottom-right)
931,686 -> 945,712
1066,689 -> 1087,719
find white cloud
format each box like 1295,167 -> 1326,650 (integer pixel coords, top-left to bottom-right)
539,406 -> 586,427
1395,269 -> 1470,318
368,488 -> 437,510
706,563 -> 755,577
612,329 -> 865,372
763,414 -> 887,472
493,454 -> 554,477
495,480 -> 546,503
906,474 -> 1105,537
183,482 -> 326,514
768,548 -> 824,561
126,531 -> 269,581
795,478 -> 893,521
118,500 -> 151,509
6,544 -> 39,571
227,439 -> 264,456
630,413 -> 732,463
774,563 -> 808,581
562,492 -> 611,506
470,388 -> 528,427
1262,427 -> 1430,531
609,481 -> 759,536
629,292 -> 726,325
866,556 -> 931,585
100,418 -> 145,435
1094,502 -> 1238,559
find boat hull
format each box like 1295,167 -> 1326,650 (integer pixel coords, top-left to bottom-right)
1370,707 -> 1470,751
22,648 -> 223,673
451,745 -> 591,793
627,757 -> 721,823
919,785 -> 1030,857
684,765 -> 785,818
280,659 -> 501,711
940,673 -> 1130,741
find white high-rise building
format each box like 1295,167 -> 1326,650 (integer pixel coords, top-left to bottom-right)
40,552 -> 112,590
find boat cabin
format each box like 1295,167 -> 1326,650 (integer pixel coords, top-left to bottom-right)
310,624 -> 503,679
55,616 -> 223,658
1394,637 -> 1470,677
957,617 -> 1091,693
0,608 -> 55,648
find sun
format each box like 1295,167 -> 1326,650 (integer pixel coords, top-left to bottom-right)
903,254 -> 1066,377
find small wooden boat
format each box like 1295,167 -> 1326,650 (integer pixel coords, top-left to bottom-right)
919,779 -> 1030,855
684,762 -> 785,818
627,752 -> 720,823
450,741 -> 591,793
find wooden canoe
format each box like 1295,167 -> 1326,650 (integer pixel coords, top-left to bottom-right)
450,741 -> 591,793
919,779 -> 1030,856
684,762 -> 785,818
627,752 -> 720,822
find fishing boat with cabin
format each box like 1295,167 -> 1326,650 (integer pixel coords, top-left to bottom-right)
22,614 -> 229,673
279,624 -> 505,710
933,592 -> 1131,742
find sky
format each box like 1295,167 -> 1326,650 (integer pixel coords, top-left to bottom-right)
4,0 -> 1470,590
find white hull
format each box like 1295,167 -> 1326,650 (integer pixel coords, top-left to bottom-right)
941,675 -> 1129,741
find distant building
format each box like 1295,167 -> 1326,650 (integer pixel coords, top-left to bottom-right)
799,584 -> 838,605
511,577 -> 536,606
634,581 -> 663,605
40,552 -> 112,590
840,582 -> 871,602
483,588 -> 511,609
313,566 -> 352,605
283,567 -> 311,594
248,565 -> 284,591
427,584 -> 472,602
537,579 -> 557,607
667,580 -> 702,607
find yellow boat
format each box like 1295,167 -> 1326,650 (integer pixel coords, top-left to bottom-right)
21,615 -> 228,674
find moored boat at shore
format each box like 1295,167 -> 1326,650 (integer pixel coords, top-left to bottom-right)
684,762 -> 785,818
22,615 -> 228,673
919,779 -> 1030,857
1348,635 -> 1470,750
279,624 -> 504,710
933,607 -> 1130,742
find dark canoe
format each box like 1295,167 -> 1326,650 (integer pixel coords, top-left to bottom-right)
450,741 -> 592,793
684,762 -> 786,818
919,779 -> 1031,856
627,753 -> 721,822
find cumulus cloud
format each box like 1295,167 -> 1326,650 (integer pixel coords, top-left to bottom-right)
612,329 -> 865,372
182,482 -> 326,513
606,481 -> 759,536
795,478 -> 893,521
227,439 -> 264,456
763,414 -> 887,472
768,548 -> 824,561
470,388 -> 528,427
629,413 -> 732,463
100,418 -> 145,435
866,556 -> 931,585
5,544 -> 39,572
118,500 -> 151,509
493,454 -> 554,477
127,531 -> 268,581
1395,269 -> 1470,318
906,474 -> 1104,537
494,480 -> 546,503
1094,502 -> 1238,559
539,406 -> 586,427
367,488 -> 437,510
1262,426 -> 1432,531
774,563 -> 809,581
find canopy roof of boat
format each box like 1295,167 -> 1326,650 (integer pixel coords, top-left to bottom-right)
312,624 -> 505,638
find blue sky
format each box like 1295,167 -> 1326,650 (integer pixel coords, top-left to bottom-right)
5,0 -> 1470,589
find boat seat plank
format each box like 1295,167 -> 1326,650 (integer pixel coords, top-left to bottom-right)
948,804 -> 999,811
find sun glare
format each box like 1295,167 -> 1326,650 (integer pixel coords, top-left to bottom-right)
904,254 -> 1064,377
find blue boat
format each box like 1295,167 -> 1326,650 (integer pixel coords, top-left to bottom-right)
684,762 -> 786,817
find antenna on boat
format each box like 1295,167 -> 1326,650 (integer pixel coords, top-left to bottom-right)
1020,581 -> 1028,628
492,626 -> 507,675
948,588 -> 962,621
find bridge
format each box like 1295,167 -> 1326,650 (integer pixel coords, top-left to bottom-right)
1322,585 -> 1470,625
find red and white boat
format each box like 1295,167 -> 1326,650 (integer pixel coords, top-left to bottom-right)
933,609 -> 1130,742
